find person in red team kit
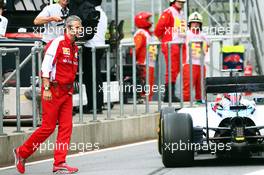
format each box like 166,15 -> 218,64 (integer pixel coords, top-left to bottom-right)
183,12 -> 209,102
154,0 -> 187,102
13,15 -> 82,174
134,12 -> 157,101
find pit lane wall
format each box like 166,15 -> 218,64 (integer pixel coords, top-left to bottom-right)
0,114 -> 159,167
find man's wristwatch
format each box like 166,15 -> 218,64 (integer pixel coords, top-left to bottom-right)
44,85 -> 50,91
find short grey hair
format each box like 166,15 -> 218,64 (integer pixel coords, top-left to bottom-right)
65,15 -> 82,27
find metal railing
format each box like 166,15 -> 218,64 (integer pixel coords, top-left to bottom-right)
0,34 -> 253,134
0,47 -> 20,135
166,40 -> 206,107
90,45 -> 113,122
119,41 -> 162,115
167,41 -> 185,108
165,35 -> 251,107
31,43 -> 44,129
119,43 -> 134,117
188,40 -> 205,107
0,42 -> 43,134
118,38 -> 231,113
78,46 -> 84,124
145,41 -> 161,113
0,43 -> 113,133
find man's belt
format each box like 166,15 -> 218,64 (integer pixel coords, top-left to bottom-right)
51,81 -> 73,90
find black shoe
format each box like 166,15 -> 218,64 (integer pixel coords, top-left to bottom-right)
163,95 -> 169,102
163,84 -> 169,102
163,96 -> 181,102
83,109 -> 103,114
102,103 -> 114,110
172,96 -> 181,102
163,83 -> 181,102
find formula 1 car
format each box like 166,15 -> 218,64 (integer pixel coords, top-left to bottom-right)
158,76 -> 264,167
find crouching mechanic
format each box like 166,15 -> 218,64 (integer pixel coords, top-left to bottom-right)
13,15 -> 82,174
134,12 -> 157,101
183,12 -> 209,102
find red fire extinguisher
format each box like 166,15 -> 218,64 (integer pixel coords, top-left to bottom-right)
244,63 -> 253,96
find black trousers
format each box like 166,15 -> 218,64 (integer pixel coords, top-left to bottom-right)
83,47 -> 104,111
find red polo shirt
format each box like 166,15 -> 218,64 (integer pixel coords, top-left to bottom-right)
41,34 -> 79,85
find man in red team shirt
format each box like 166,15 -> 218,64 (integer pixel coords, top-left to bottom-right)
154,0 -> 187,102
13,15 -> 82,174
134,12 -> 157,101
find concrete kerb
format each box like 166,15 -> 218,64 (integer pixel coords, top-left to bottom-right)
0,113 -> 159,167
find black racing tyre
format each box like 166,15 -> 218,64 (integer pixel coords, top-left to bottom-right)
158,107 -> 176,155
161,113 -> 194,167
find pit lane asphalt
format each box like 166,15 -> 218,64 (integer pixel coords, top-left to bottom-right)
1,140 -> 264,175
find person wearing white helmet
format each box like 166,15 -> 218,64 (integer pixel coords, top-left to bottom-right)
183,12 -> 209,102
154,0 -> 187,102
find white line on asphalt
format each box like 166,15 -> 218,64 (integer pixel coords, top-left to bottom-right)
244,170 -> 264,175
0,140 -> 156,171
